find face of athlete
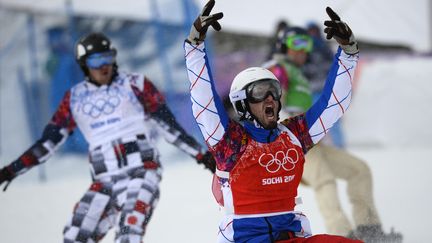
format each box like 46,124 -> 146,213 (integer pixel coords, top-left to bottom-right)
287,48 -> 308,66
88,64 -> 114,85
248,95 -> 280,129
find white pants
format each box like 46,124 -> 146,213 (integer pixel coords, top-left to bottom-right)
63,167 -> 161,243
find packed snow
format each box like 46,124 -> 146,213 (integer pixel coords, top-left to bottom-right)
1,56 -> 431,243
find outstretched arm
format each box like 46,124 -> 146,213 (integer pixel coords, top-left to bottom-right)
282,7 -> 359,152
305,7 -> 359,145
0,92 -> 76,190
184,0 -> 229,148
131,77 -> 216,172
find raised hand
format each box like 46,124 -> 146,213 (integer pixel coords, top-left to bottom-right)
324,7 -> 358,54
187,0 -> 223,45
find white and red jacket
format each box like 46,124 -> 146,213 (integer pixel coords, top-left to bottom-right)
5,72 -> 203,180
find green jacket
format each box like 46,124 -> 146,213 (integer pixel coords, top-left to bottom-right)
265,58 -> 312,114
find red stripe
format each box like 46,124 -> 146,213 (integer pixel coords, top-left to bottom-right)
206,121 -> 221,144
185,44 -> 200,58
195,96 -> 214,120
113,145 -> 122,162
119,144 -> 126,157
114,144 -> 128,162
318,116 -> 327,134
190,64 -> 206,91
332,91 -> 345,114
338,59 -> 353,85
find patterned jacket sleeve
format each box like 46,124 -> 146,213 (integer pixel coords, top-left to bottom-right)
183,42 -> 230,148
3,91 -> 75,179
131,77 -> 203,157
281,114 -> 313,154
282,48 -> 358,152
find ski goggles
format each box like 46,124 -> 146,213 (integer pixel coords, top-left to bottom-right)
246,79 -> 282,103
86,50 -> 116,69
285,34 -> 313,53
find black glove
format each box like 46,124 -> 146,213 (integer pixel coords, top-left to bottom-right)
324,7 -> 358,55
187,0 -> 223,45
196,151 -> 216,173
0,167 -> 14,191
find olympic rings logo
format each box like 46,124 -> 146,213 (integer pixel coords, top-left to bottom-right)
79,87 -> 122,118
258,148 -> 299,173
82,96 -> 121,118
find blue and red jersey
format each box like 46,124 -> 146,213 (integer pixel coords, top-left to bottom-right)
184,41 -> 358,242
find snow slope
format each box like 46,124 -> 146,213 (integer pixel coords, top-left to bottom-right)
0,147 -> 431,243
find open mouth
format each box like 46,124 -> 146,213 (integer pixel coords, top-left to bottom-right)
265,106 -> 275,118
101,69 -> 110,75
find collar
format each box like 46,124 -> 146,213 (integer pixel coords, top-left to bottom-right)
243,121 -> 279,143
86,77 -> 113,87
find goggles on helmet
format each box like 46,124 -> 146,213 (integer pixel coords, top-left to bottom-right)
246,79 -> 282,103
85,51 -> 116,69
285,34 -> 313,53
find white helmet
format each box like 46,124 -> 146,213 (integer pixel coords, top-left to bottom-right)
229,67 -> 280,119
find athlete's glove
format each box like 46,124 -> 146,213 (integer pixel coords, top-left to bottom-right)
324,7 -> 359,55
0,167 -> 14,191
195,151 -> 216,173
187,0 -> 223,45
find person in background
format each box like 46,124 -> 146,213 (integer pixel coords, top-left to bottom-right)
267,19 -> 290,60
0,32 -> 215,243
263,24 -> 402,243
184,1 -> 363,242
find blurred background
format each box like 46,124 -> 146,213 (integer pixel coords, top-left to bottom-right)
0,0 -> 431,242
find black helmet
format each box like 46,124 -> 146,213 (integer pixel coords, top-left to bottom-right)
75,32 -> 117,75
276,26 -> 312,54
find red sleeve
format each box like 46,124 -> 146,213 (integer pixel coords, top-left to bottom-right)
131,76 -> 203,157
4,91 -> 76,178
50,91 -> 76,132
131,77 -> 166,113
